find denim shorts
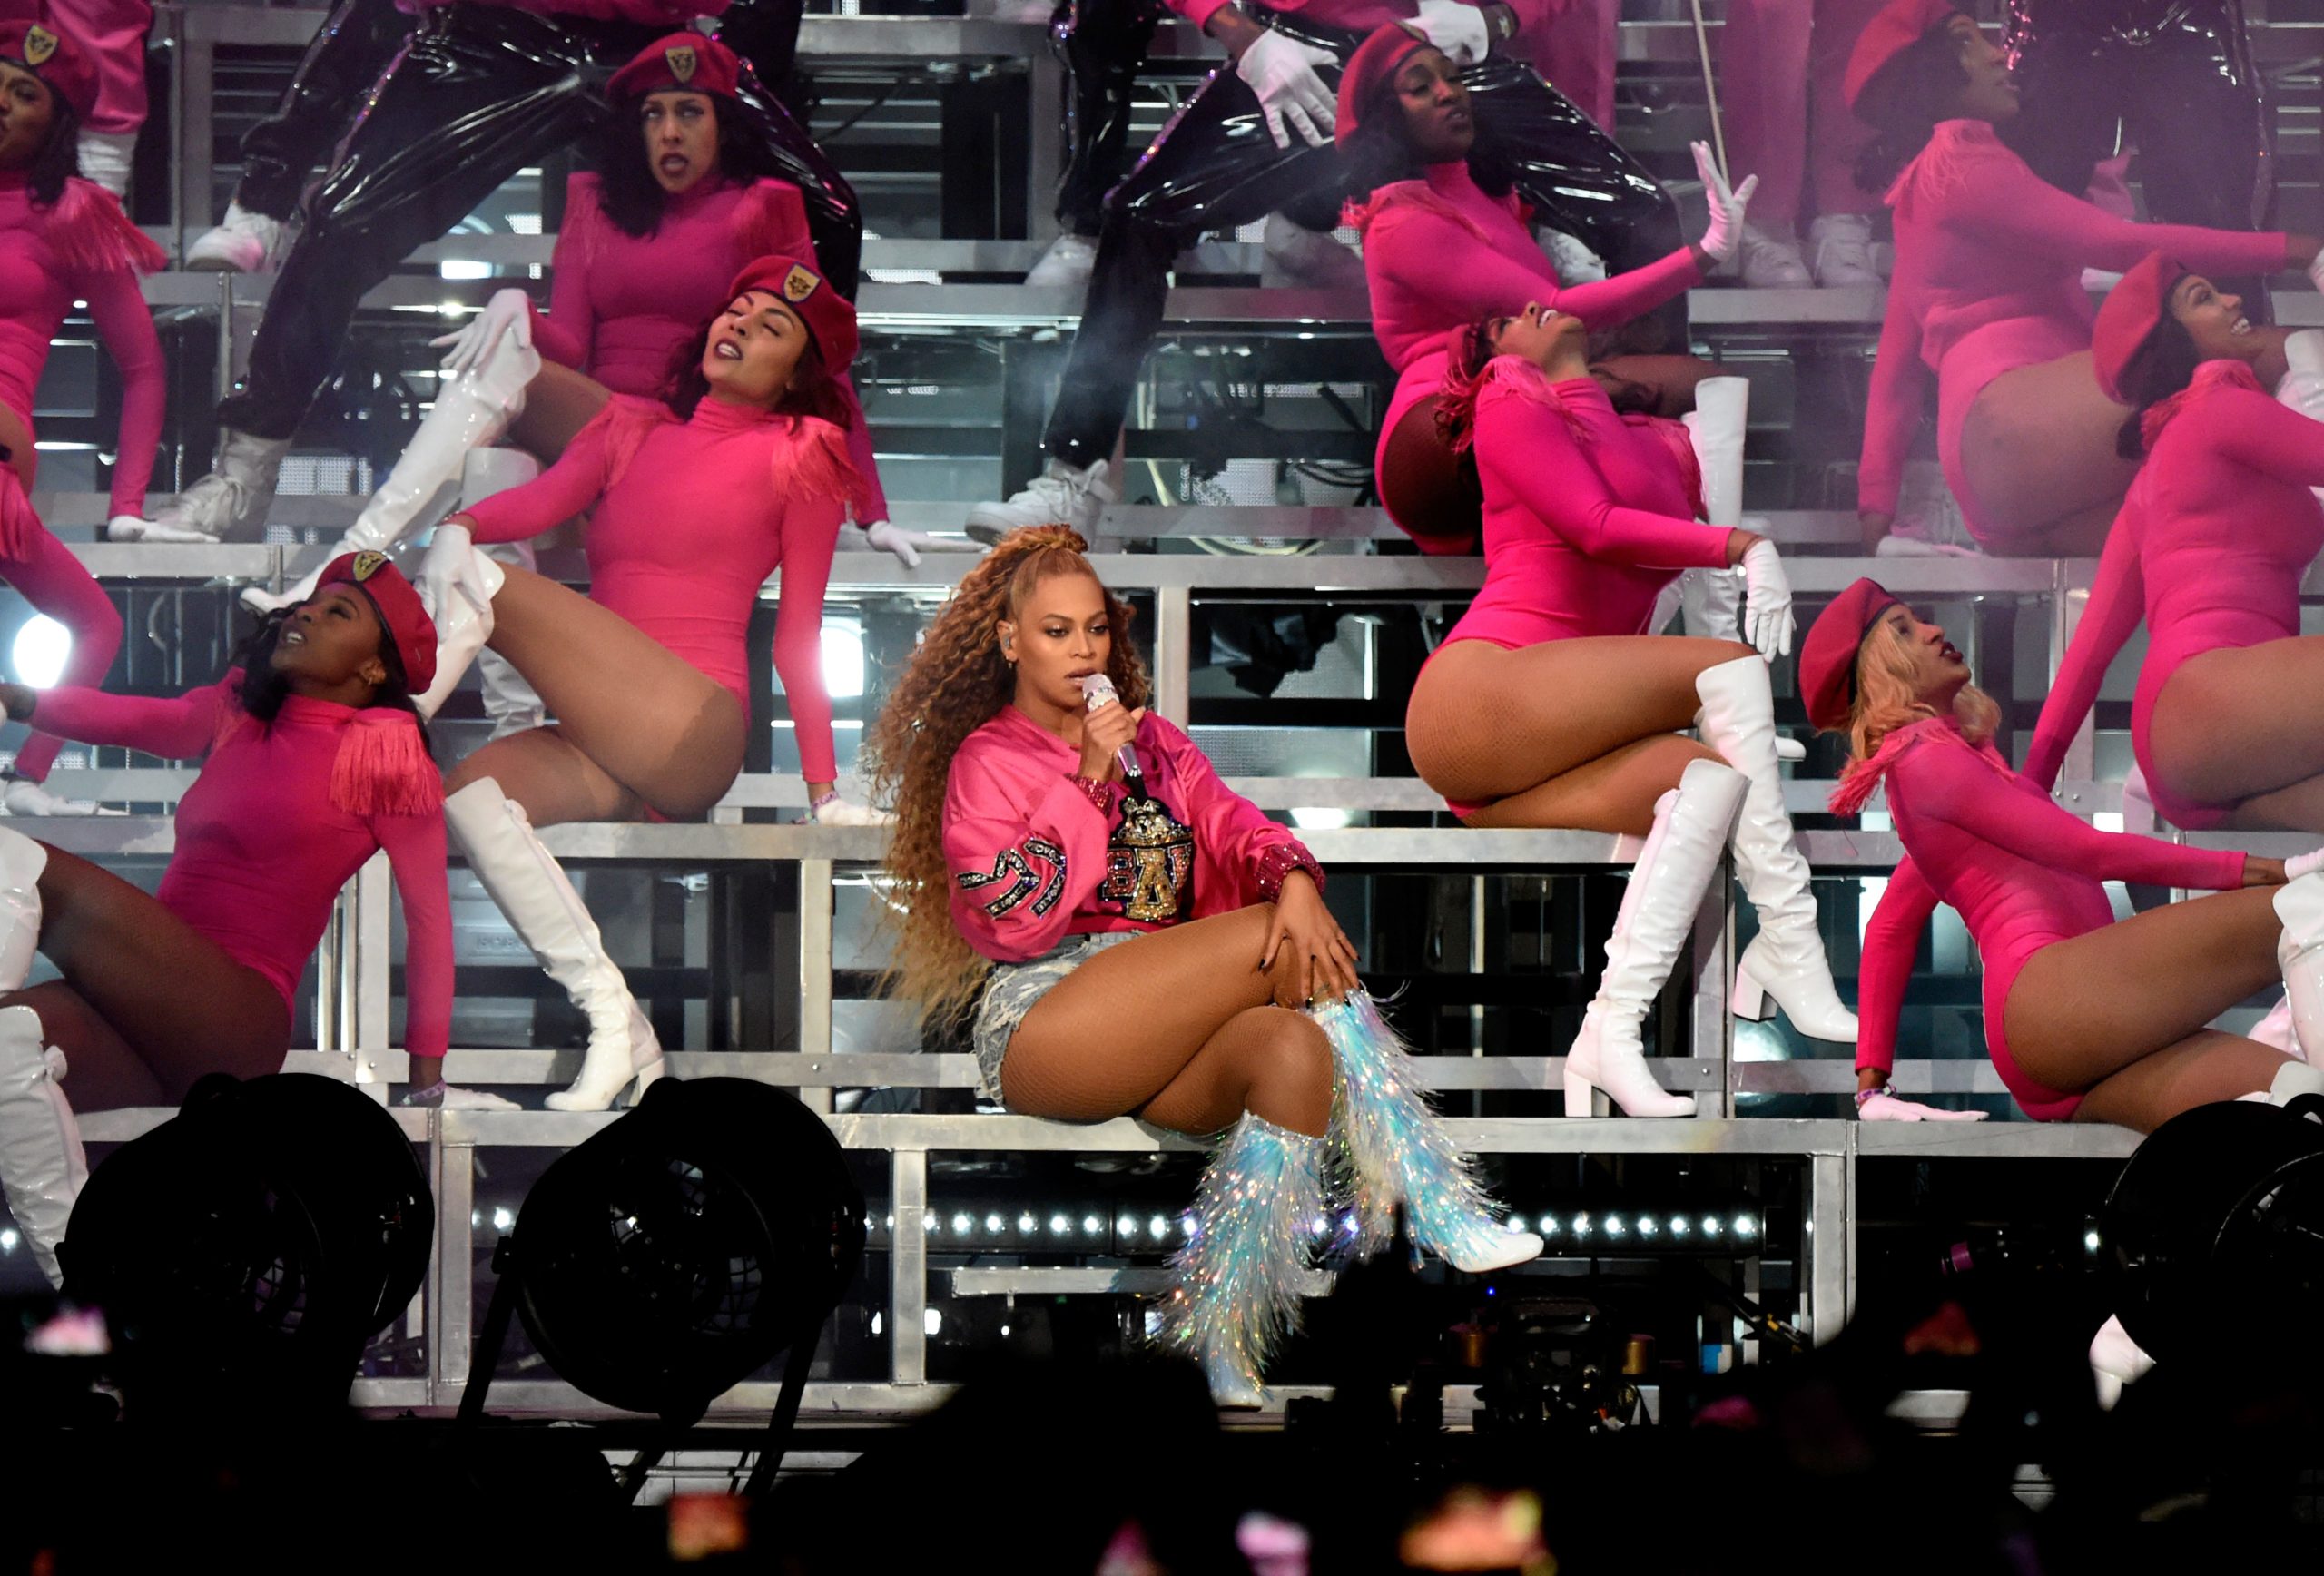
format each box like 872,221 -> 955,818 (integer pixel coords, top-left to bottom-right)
970,931 -> 1144,1103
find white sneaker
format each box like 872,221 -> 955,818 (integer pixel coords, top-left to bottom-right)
1736,223 -> 1812,289
1808,214 -> 1881,288
812,794 -> 894,826
185,201 -> 285,272
964,455 -> 1117,544
1258,212 -> 1364,290
2,778 -> 108,817
1538,228 -> 1607,284
1025,233 -> 1098,290
105,515 -> 218,543
161,429 -> 291,542
400,1081 -> 520,1111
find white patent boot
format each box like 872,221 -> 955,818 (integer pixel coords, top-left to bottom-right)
445,780 -> 665,1111
412,524 -> 506,722
458,450 -> 548,737
2271,872 -> 2324,1062
1687,376 -> 1749,531
1694,657 -> 1859,1041
0,830 -> 77,1287
243,334 -> 540,615
158,428 -> 292,542
1562,760 -> 1748,1117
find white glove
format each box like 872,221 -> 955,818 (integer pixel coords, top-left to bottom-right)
107,512 -> 216,544
2287,848 -> 2324,882
1858,1090 -> 1990,1122
862,520 -> 984,568
1411,0 -> 1492,65
1235,28 -> 1338,151
1738,538 -> 1794,661
1692,142 -> 1758,266
429,287 -> 534,377
420,522 -> 491,623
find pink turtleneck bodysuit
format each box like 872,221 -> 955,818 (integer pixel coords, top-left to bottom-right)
462,394 -> 856,783
1355,161 -> 1701,551
28,677 -> 453,1062
1847,718 -> 2246,1120
531,171 -> 888,522
2018,367 -> 2324,829
0,174 -> 165,783
1861,120 -> 2287,547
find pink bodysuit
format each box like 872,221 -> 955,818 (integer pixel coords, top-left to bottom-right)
1845,717 -> 2245,1120
31,677 -> 453,1063
945,706 -> 1316,964
0,172 -> 164,782
1354,161 -> 1699,550
462,394 -> 858,783
533,172 -> 888,520
2020,366 -> 2324,830
1861,120 -> 2287,549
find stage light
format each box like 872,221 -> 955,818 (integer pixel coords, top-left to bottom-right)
986,1214 -> 1004,1234
1702,1216 -> 1722,1237
1082,1215 -> 1104,1236
955,1214 -> 974,1235
1670,1216 -> 1690,1237
1147,1216 -> 1168,1239
1639,1217 -> 1659,1237
62,1072 -> 431,1414
12,615 -> 69,688
1572,1214 -> 1591,1240
491,1207 -> 515,1232
1605,1216 -> 1627,1239
1018,1212 -> 1039,1236
1734,1216 -> 1758,1240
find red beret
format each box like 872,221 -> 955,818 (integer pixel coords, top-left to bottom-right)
318,551 -> 438,696
1800,578 -> 1903,733
1844,0 -> 1959,115
0,20 -> 97,122
2090,252 -> 2186,404
607,31 -> 742,103
727,253 -> 858,376
1334,22 -> 1432,148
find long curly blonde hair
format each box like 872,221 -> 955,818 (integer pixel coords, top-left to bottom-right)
863,526 -> 1151,1027
1845,615 -> 2001,762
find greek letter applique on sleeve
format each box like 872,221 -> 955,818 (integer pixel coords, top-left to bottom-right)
957,837 -> 1068,919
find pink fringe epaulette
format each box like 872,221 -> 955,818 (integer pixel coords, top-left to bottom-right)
1638,415 -> 1709,522
558,172 -> 609,266
330,710 -> 443,817
1828,714 -> 2010,815
586,394 -> 679,493
775,414 -> 874,520
2141,358 -> 2266,449
1884,119 -> 2010,220
1341,178 -> 1522,243
43,178 -> 167,276
1441,354 -> 1594,454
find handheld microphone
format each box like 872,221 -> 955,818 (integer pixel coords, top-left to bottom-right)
1075,672 -> 1141,780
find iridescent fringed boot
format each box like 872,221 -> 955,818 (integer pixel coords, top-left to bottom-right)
1311,990 -> 1543,1274
1157,1112 -> 1324,1409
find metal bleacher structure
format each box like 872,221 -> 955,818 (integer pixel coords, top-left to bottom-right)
5,3 -> 2321,1430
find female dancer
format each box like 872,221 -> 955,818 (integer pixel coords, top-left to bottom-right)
416,255 -> 870,1111
1403,303 -> 1852,1118
244,29 -> 958,615
0,552 -> 456,1285
1846,0 -> 2321,555
1807,577 -> 2324,1133
867,526 -> 1540,1404
1335,24 -> 1751,553
2021,253 -> 2324,838
0,21 -> 170,813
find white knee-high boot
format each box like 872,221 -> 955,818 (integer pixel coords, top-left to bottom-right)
1694,657 -> 1858,1042
445,779 -> 664,1111
243,332 -> 540,615
1157,1111 -> 1324,1408
0,827 -> 44,990
1563,759 -> 1748,1118
0,1006 -> 84,1288
455,449 -> 548,738
414,524 -> 505,722
1687,375 -> 1749,530
2272,873 -> 2324,1062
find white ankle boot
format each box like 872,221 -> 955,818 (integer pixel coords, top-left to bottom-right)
1694,656 -> 1858,1041
414,523 -> 506,720
185,200 -> 285,272
965,456 -> 1116,544
0,1007 -> 84,1288
1563,760 -> 1748,1118
160,428 -> 291,541
244,341 -> 540,616
445,780 -> 665,1111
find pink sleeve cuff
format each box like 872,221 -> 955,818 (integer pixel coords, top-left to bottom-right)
1255,841 -> 1324,903
1171,0 -> 1232,29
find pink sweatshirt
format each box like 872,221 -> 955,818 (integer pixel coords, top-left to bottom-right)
463,394 -> 858,783
944,705 -> 1318,964
534,172 -> 888,520
1844,718 -> 2243,1118
2020,366 -> 2324,830
1861,120 -> 2286,545
1354,162 -> 1700,549
30,678 -> 453,1062
1440,360 -> 1728,651
0,173 -> 165,516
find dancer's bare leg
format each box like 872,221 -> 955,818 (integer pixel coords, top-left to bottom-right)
2004,885 -> 2294,1131
446,724 -> 644,829
458,565 -> 747,817
2147,642 -> 2324,828
1406,636 -> 1753,832
1593,355 -> 1723,418
4,848 -> 290,1112
1002,905 -> 1334,1136
506,361 -> 615,466
1461,734 -> 1726,835
1957,353 -> 2140,554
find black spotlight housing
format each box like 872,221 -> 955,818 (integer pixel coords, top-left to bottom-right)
461,1077 -> 864,1484
2104,1091 -> 2324,1365
60,1071 -> 433,1413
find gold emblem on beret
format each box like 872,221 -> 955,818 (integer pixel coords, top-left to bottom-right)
351,550 -> 388,582
782,264 -> 821,303
665,44 -> 696,84
23,25 -> 57,67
